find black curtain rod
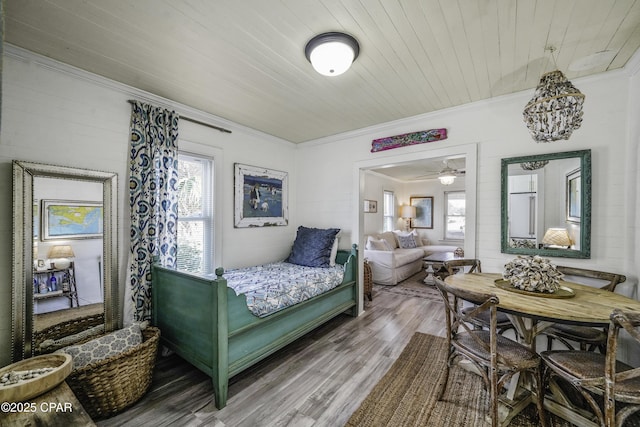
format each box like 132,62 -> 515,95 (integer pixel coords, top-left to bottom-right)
127,100 -> 232,134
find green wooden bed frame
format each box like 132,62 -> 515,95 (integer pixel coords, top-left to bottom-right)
151,244 -> 358,409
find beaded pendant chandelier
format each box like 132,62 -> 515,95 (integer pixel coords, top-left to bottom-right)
520,160 -> 549,170
523,67 -> 585,143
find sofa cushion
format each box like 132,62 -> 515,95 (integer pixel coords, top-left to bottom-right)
394,248 -> 425,265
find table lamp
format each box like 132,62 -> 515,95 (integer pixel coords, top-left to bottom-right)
47,245 -> 75,269
400,205 -> 416,231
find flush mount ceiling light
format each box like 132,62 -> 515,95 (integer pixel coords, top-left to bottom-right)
523,46 -> 585,143
305,32 -> 360,76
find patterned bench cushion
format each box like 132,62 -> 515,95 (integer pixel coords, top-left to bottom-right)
56,323 -> 143,370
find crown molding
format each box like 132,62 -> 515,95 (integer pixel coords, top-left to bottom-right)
4,44 -> 295,148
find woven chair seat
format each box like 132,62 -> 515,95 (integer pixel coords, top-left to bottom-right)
545,324 -> 607,342
457,330 -> 539,369
462,307 -> 511,326
542,350 -> 640,399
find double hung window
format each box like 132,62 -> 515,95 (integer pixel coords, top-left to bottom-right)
383,190 -> 395,232
176,153 -> 214,273
445,191 -> 465,240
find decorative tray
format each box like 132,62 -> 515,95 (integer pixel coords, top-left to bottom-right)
494,279 -> 575,299
0,353 -> 72,402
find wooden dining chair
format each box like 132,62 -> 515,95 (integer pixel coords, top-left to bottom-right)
542,266 -> 626,353
443,259 -> 515,336
434,278 -> 547,427
540,309 -> 640,427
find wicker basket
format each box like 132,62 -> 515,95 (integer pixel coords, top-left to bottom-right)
34,313 -> 104,355
363,259 -> 373,301
65,326 -> 160,419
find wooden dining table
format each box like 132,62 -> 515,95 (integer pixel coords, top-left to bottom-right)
444,272 -> 640,427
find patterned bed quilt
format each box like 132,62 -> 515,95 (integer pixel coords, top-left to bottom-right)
221,262 -> 345,317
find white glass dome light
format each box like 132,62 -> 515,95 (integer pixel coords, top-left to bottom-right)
305,32 -> 360,77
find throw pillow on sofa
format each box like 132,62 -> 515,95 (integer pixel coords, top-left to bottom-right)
378,231 -> 398,249
56,323 -> 143,370
397,233 -> 418,249
394,229 -> 430,246
366,236 -> 392,251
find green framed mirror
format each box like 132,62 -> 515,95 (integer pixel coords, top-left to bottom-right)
501,150 -> 591,259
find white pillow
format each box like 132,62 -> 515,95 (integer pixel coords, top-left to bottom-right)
379,231 -> 398,249
329,236 -> 339,266
367,236 -> 392,251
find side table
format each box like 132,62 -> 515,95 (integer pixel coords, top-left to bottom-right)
0,381 -> 96,426
422,252 -> 461,285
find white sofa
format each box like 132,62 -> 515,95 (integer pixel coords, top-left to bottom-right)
364,230 -> 460,286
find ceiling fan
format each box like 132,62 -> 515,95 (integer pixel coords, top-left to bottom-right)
415,160 -> 466,184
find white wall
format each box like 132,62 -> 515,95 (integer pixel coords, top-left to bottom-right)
2,44 -> 639,365
404,178 -> 466,245
0,46 -> 297,365
362,170 -> 468,247
296,65 -> 637,282
362,171 -> 402,235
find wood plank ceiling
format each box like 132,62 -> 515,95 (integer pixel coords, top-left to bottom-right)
5,0 -> 640,143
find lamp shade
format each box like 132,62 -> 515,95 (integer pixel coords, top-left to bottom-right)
305,32 -> 360,76
47,245 -> 75,269
400,205 -> 416,219
542,228 -> 571,247
47,245 -> 75,259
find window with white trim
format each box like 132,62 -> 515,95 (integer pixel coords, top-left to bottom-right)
383,190 -> 395,232
445,191 -> 465,240
177,153 -> 214,273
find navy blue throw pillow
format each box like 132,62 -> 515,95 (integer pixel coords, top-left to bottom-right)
286,226 -> 340,268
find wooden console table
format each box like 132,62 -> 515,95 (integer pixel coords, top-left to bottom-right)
0,381 -> 95,426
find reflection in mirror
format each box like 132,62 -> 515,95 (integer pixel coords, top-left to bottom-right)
33,178 -> 104,332
501,150 -> 591,259
12,161 -> 118,362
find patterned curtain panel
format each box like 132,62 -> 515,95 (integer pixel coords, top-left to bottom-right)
127,101 -> 179,322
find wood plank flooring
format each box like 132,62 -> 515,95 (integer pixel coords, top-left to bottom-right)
97,285 -> 446,427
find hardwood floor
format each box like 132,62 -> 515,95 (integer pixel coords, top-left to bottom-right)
97,286 -> 446,427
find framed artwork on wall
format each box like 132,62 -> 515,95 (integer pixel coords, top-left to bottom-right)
234,163 -> 289,228
41,200 -> 103,240
363,199 -> 377,213
410,196 -> 433,229
566,168 -> 581,222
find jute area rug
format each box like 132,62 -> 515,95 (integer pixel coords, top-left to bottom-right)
345,332 -> 571,427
